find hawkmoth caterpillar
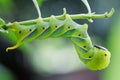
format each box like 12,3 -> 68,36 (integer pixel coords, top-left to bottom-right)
0,0 -> 114,70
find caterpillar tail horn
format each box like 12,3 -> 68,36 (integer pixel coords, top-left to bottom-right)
6,42 -> 21,52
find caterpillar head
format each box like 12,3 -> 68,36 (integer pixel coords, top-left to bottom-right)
84,45 -> 111,70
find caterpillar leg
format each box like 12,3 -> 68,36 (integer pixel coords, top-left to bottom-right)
6,42 -> 21,52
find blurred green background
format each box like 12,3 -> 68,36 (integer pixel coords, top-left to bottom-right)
0,0 -> 119,80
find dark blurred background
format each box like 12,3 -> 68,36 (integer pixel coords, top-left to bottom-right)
0,0 -> 119,80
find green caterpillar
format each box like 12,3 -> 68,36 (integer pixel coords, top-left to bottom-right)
0,0 -> 114,70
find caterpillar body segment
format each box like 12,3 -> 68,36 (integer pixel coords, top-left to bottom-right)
6,22 -> 36,51
37,15 -> 64,39
23,19 -> 50,42
48,15 -> 72,38
11,22 -> 36,40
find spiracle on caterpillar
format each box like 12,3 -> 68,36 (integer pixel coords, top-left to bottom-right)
0,0 -> 114,70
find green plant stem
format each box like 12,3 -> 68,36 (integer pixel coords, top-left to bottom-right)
6,8 -> 114,27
